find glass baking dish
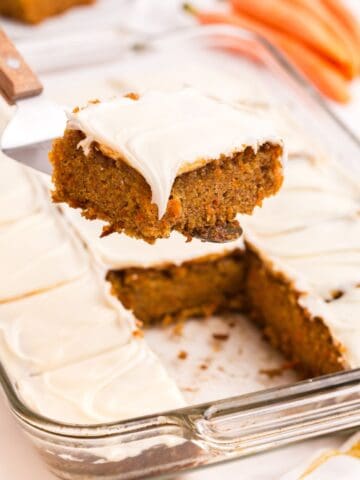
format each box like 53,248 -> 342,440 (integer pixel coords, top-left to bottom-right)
1,24 -> 360,479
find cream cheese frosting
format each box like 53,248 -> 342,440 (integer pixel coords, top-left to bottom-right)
0,160 -> 185,425
0,156 -> 41,225
0,159 -> 88,302
0,272 -> 135,378
0,210 -> 88,303
64,206 -> 244,269
67,88 -> 285,217
240,154 -> 360,367
0,268 -> 185,424
325,287 -> 360,368
18,341 -> 185,424
109,53 -> 317,160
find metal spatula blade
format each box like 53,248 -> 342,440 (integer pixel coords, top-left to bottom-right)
1,96 -> 67,174
0,29 -> 66,175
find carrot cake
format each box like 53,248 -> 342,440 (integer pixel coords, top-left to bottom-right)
1,115 -> 359,423
0,0 -> 95,24
241,152 -> 360,377
0,160 -> 184,425
2,272 -> 184,424
64,147 -> 360,378
50,89 -> 285,243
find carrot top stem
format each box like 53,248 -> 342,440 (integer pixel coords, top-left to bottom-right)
183,3 -> 197,15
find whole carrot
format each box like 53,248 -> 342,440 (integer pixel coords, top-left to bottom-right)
184,4 -> 350,103
230,0 -> 352,73
322,0 -> 360,48
276,35 -> 350,103
292,0 -> 359,77
184,3 -> 286,44
213,36 -> 264,64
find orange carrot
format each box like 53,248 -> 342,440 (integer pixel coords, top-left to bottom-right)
213,36 -> 264,64
276,35 -> 350,103
184,4 -> 287,44
322,0 -> 360,48
184,4 -> 350,103
224,34 -> 350,103
292,0 -> 359,77
230,0 -> 352,74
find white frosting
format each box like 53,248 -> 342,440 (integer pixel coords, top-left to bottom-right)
0,210 -> 88,302
64,206 -> 244,269
244,156 -> 359,237
0,155 -> 41,225
241,154 -> 360,367
0,267 -> 185,424
325,287 -> 360,367
0,260 -> 184,424
248,217 -> 360,258
286,252 -> 360,299
17,341 -> 185,424
67,88 -> 284,217
0,272 -> 135,378
0,160 -> 184,425
110,52 -> 323,160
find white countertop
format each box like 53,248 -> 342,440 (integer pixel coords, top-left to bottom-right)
0,1 -> 359,479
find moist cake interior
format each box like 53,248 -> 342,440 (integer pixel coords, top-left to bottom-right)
51,89 -> 285,243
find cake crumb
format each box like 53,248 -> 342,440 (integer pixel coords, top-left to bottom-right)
178,350 -> 188,360
162,314 -> 173,327
124,92 -> 140,100
136,319 -> 144,329
212,332 -> 229,341
259,361 -> 296,378
132,329 -> 144,338
173,320 -> 184,336
199,363 -> 208,370
183,386 -> 198,393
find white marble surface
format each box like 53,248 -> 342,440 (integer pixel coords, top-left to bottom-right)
0,1 -> 359,479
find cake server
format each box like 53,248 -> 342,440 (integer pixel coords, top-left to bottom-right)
0,29 -> 67,175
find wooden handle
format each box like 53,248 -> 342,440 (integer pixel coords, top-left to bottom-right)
0,29 -> 43,104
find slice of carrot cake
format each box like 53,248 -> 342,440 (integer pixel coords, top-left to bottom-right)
50,88 -> 285,244
64,208 -> 246,325
0,0 -> 95,24
242,153 -> 360,377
